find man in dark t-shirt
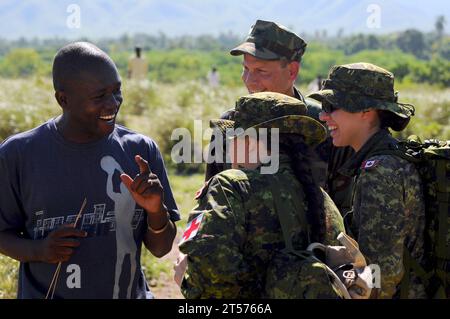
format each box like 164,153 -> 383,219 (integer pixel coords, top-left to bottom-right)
0,42 -> 179,299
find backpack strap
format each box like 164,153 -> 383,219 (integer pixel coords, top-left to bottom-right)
400,247 -> 435,298
436,160 -> 449,261
269,177 -> 311,259
435,159 -> 450,296
269,178 -> 352,299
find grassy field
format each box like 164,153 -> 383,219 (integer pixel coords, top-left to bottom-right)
0,77 -> 449,298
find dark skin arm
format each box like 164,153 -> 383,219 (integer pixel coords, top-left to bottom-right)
120,155 -> 176,258
0,225 -> 86,263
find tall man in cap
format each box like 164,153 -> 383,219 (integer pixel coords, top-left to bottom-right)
205,20 -> 332,184
309,62 -> 426,298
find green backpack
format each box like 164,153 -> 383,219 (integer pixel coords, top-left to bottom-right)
264,180 -> 348,299
373,136 -> 450,298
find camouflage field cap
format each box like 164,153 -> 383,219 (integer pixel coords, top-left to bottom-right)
308,62 -> 415,130
230,20 -> 307,62
210,92 -> 327,146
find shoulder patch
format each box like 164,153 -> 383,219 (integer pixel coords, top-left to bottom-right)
179,213 -> 204,245
361,159 -> 380,169
194,181 -> 209,200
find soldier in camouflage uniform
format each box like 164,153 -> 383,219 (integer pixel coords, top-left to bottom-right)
178,92 -> 345,298
205,19 -> 354,215
205,20 -> 348,186
309,63 -> 427,298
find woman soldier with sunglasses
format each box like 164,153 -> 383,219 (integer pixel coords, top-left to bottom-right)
309,63 -> 426,299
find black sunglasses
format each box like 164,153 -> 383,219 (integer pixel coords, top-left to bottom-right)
322,101 -> 340,113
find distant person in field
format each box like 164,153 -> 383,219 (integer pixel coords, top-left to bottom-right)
0,42 -> 179,299
207,66 -> 220,88
128,46 -> 149,81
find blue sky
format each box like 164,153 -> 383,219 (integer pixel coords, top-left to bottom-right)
0,0 -> 447,39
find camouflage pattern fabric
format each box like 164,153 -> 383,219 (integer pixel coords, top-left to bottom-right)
230,19 -> 307,62
179,156 -> 345,299
372,136 -> 450,298
265,251 -> 342,299
308,62 -> 415,131
340,129 -> 427,298
324,141 -> 355,216
210,92 -> 327,147
205,88 -> 333,185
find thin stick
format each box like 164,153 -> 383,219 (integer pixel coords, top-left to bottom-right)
73,198 -> 87,229
45,197 -> 87,299
46,263 -> 61,299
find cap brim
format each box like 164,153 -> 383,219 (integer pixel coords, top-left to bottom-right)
308,90 -> 414,119
253,115 -> 327,146
230,42 -> 280,60
210,115 -> 327,147
308,89 -> 340,108
209,119 -> 235,135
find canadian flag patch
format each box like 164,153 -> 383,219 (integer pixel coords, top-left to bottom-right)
194,182 -> 208,200
179,213 -> 204,245
361,160 -> 380,169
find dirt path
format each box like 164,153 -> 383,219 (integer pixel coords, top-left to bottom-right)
151,230 -> 184,299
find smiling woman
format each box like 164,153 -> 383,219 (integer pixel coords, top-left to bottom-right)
309,63 -> 427,298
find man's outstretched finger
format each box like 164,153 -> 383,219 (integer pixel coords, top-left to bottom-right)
135,155 -> 151,174
120,173 -> 134,191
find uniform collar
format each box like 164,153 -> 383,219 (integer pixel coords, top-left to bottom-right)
293,86 -> 306,103
338,128 -> 395,176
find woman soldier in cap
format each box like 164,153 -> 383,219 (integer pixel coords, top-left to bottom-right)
177,92 -> 345,299
309,62 -> 426,298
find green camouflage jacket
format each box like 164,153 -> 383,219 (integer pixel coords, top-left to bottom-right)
340,129 -> 426,298
180,156 -> 345,298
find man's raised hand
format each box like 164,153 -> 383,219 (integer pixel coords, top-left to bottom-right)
120,155 -> 164,214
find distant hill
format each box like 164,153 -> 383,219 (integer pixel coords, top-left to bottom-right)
0,0 -> 447,39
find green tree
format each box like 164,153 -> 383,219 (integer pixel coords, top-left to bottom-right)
0,48 -> 42,77
435,15 -> 446,39
396,29 -> 427,59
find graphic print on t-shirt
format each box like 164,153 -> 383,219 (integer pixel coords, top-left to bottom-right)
100,155 -> 138,299
30,155 -> 143,299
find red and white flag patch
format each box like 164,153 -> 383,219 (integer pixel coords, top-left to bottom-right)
361,160 -> 380,169
194,182 -> 208,200
179,213 -> 204,245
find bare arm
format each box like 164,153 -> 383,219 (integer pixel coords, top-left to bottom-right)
120,155 -> 177,258
0,230 -> 41,262
143,207 -> 176,257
